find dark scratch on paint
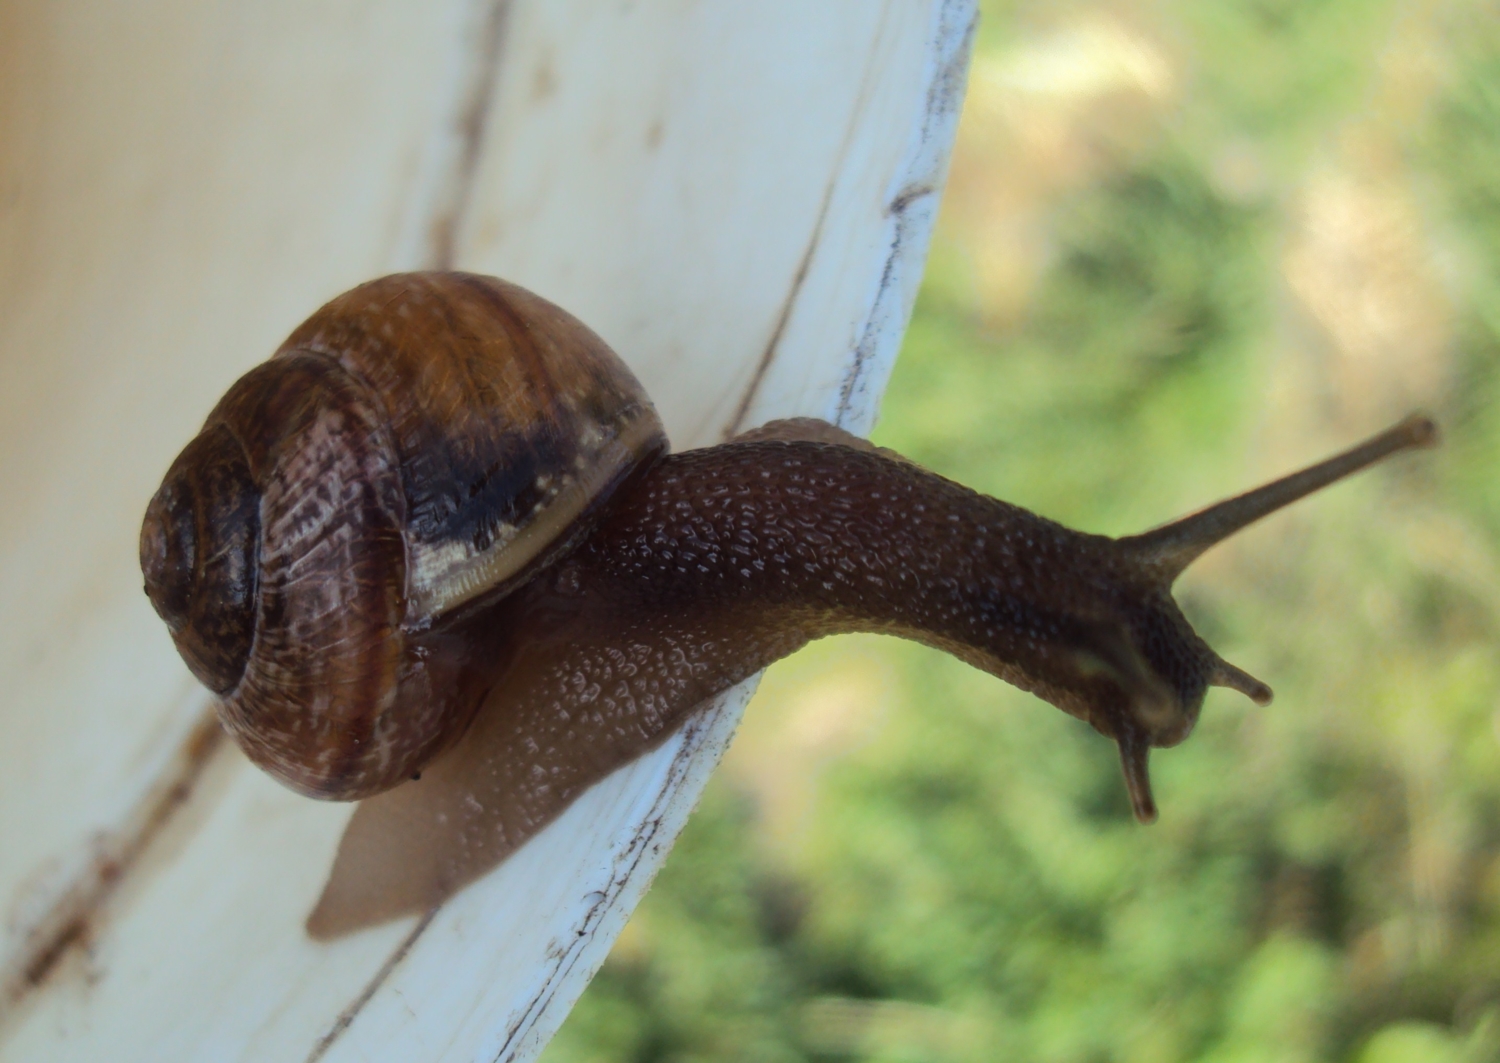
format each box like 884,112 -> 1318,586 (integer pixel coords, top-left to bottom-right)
722,203 -> 832,440
0,714 -> 225,1019
303,910 -> 438,1063
721,9 -> 895,442
835,0 -> 976,426
729,0 -> 975,439
428,0 -> 515,269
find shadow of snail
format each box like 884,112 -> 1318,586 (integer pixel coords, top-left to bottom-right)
138,272 -> 1438,938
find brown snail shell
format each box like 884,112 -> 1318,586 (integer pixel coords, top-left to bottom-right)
140,274 -> 666,799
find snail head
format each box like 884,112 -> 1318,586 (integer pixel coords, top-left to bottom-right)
1056,414 -> 1440,822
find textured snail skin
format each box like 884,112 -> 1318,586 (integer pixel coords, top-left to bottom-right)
307,439 -> 1193,932
309,417 -> 1437,935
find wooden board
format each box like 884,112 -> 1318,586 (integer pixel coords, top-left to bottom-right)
0,1 -> 974,1059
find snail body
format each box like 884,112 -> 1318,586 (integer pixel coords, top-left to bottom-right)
141,272 -> 1438,835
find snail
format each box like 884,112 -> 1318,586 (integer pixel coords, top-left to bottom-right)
140,272 -> 1436,932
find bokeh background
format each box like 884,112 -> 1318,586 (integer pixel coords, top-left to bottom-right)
545,2 -> 1500,1061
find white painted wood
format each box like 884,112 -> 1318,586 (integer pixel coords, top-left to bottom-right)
0,0 -> 488,994
0,1 -> 974,1059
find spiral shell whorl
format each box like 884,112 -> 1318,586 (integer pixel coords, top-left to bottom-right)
143,273 -> 666,799
140,424 -> 259,694
207,354 -> 425,797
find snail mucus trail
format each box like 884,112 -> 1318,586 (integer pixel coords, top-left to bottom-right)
140,273 -> 1437,934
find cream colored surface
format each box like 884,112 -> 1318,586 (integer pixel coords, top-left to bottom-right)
0,1 -> 974,1059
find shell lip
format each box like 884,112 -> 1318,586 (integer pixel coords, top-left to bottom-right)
402,407 -> 668,628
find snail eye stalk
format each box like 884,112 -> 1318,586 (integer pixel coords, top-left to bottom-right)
1123,414 -> 1438,583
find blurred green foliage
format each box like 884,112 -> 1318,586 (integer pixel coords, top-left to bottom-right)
543,2 -> 1500,1060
